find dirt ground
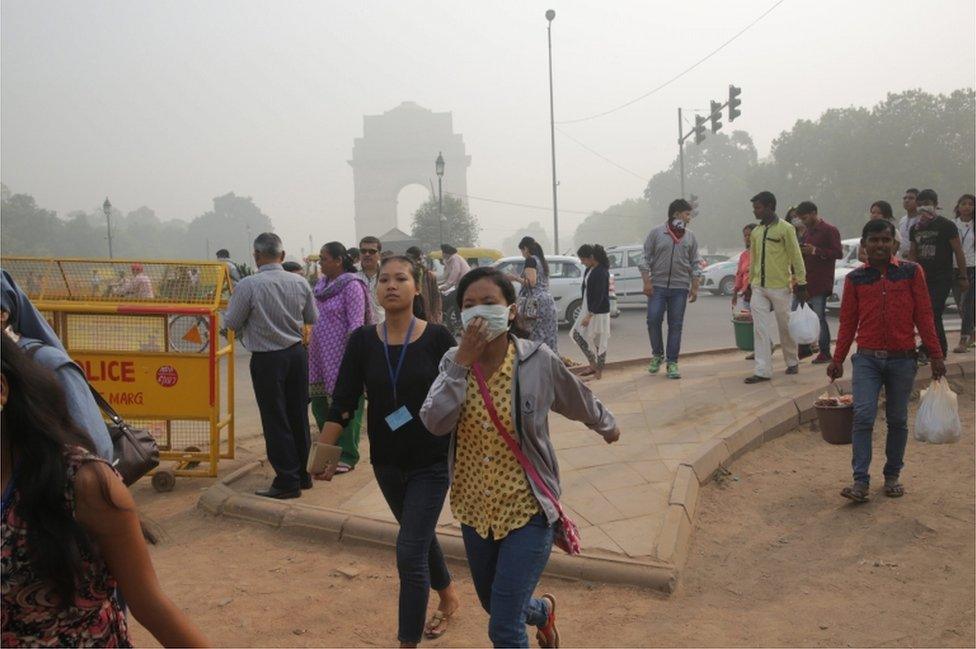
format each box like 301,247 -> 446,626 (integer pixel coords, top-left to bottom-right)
130,377 -> 975,648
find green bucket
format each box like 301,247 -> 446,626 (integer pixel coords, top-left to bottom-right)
732,319 -> 754,351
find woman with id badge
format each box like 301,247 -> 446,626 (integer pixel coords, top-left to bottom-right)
311,256 -> 460,647
421,267 -> 620,648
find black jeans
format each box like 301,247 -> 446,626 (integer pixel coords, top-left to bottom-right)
924,279 -> 952,358
373,461 -> 452,644
250,343 -> 311,490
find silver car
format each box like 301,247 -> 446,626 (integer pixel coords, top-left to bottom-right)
494,255 -> 617,325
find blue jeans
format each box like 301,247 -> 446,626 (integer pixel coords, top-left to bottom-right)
851,354 -> 918,485
646,287 -> 689,363
373,462 -> 452,644
462,513 -> 555,648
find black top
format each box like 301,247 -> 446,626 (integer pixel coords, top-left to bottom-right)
582,265 -> 611,314
910,216 -> 959,284
327,323 -> 456,470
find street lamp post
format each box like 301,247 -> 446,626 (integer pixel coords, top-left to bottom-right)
102,197 -> 114,259
545,9 -> 559,254
435,152 -> 445,247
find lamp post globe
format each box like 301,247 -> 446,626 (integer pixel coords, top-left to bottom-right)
435,152 -> 445,246
102,197 -> 114,259
546,9 -> 555,21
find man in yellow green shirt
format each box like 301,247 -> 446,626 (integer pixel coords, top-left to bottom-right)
744,191 -> 808,383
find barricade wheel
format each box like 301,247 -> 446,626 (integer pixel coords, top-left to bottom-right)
183,445 -> 202,470
152,469 -> 176,493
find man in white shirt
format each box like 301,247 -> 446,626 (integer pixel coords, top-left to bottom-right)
897,188 -> 919,258
355,236 -> 384,324
438,244 -> 470,292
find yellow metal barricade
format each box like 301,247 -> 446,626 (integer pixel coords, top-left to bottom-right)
1,257 -> 235,492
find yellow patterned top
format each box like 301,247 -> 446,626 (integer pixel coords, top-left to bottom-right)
451,343 -> 540,539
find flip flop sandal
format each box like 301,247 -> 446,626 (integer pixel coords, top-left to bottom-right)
536,594 -> 560,648
334,463 -> 353,475
884,481 -> 905,498
424,610 -> 453,640
841,483 -> 870,503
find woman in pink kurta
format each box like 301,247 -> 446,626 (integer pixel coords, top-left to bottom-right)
308,242 -> 371,471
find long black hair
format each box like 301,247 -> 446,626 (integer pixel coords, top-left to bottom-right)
955,194 -> 976,220
871,200 -> 894,221
456,267 -> 529,338
321,242 -> 356,273
518,236 -> 550,277
0,335 -> 121,607
591,244 -> 610,268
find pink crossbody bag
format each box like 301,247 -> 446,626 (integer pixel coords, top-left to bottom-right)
471,363 -> 582,556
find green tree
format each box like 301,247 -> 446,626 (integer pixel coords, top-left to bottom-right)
186,192 -> 275,260
0,185 -> 65,256
572,198 -> 653,250
502,221 -> 552,256
411,195 -> 480,250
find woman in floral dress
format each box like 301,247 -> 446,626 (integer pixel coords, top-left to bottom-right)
1,334 -> 206,648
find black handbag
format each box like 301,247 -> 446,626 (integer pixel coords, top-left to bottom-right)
88,387 -> 160,486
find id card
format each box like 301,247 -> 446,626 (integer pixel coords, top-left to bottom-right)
385,405 -> 413,431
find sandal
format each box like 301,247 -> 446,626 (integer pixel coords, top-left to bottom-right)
424,609 -> 454,640
536,594 -> 559,648
841,482 -> 870,503
334,462 -> 353,475
884,478 -> 905,498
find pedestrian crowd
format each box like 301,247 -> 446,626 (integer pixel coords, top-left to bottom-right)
0,184 -> 971,648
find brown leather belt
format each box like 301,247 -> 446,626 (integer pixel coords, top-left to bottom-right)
857,348 -> 917,359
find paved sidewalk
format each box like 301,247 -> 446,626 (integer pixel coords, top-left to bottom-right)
222,348 -> 870,564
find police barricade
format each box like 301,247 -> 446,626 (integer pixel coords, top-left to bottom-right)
1,257 -> 235,492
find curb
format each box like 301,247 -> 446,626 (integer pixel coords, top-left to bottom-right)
197,462 -> 679,592
655,360 -> 971,580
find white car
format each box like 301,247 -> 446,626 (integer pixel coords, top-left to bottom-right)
494,255 -> 616,325
604,244 -> 646,304
826,238 -> 865,310
701,253 -> 743,296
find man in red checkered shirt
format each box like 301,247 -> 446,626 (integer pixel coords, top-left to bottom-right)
827,219 -> 945,503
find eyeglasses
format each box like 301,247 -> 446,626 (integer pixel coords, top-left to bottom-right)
360,248 -> 379,255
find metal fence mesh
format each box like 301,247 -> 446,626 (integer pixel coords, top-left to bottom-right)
129,419 -> 213,452
2,258 -> 226,306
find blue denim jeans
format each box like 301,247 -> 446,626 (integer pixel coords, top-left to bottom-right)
373,462 -> 452,644
461,513 -> 555,648
646,287 -> 689,363
851,354 -> 918,485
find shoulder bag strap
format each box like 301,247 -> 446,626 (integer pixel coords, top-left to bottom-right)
471,363 -> 564,516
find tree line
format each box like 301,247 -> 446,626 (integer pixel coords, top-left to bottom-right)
573,88 -> 975,251
1,188 -> 273,262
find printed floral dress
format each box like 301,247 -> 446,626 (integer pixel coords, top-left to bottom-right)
1,448 -> 130,647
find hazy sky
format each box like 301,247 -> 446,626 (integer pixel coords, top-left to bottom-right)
2,0 -> 974,256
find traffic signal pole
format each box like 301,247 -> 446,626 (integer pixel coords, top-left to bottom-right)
676,84 -> 742,200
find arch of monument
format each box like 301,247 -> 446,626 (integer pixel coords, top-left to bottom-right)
349,102 -> 470,241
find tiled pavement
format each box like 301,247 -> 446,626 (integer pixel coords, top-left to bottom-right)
230,348 -> 851,564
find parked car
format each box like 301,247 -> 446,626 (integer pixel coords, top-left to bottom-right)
494,255 -> 592,326
701,253 -> 743,296
604,244 -> 646,305
826,238 -> 865,310
699,253 -> 730,269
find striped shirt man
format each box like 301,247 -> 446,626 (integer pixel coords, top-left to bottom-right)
224,263 -> 317,352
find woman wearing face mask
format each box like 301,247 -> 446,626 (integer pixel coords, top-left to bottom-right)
571,244 -> 611,380
308,242 -> 371,474
1,335 -> 208,648
513,236 -> 559,353
312,255 -> 460,647
421,267 -> 620,649
952,193 -> 975,352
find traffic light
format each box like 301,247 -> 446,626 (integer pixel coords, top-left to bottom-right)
728,85 -> 742,122
689,194 -> 700,218
709,100 -> 723,133
693,115 -> 707,145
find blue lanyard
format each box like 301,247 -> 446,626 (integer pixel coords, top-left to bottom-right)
382,318 -> 416,406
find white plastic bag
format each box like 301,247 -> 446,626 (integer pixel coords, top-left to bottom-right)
914,379 -> 961,444
788,303 -> 820,345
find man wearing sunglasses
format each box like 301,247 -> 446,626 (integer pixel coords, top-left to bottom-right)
356,236 -> 385,324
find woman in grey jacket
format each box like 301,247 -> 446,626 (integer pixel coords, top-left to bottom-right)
420,267 -> 619,649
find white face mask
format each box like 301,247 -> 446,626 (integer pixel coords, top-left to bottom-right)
670,218 -> 686,230
461,304 -> 512,341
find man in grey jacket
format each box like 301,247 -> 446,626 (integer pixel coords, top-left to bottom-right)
639,198 -> 701,379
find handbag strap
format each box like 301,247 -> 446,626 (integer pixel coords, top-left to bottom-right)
471,363 -> 565,517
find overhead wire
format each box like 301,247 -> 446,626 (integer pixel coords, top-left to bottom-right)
446,191 -> 596,215
556,0 -> 788,125
555,127 -> 649,182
